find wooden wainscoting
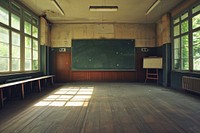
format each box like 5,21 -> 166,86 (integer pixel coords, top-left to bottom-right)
52,48 -> 153,82
71,71 -> 137,82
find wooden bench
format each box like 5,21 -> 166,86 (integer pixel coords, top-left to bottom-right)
0,75 -> 54,108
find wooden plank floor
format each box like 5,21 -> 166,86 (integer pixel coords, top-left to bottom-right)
1,82 -> 200,133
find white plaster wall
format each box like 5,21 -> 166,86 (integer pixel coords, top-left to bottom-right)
40,17 -> 50,46
51,23 -> 156,47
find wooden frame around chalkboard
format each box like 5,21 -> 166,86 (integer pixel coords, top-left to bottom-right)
143,57 -> 163,69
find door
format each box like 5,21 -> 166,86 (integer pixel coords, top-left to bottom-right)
55,52 -> 71,83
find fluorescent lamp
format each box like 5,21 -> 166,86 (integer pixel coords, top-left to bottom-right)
89,6 -> 118,12
145,0 -> 161,15
51,0 -> 65,15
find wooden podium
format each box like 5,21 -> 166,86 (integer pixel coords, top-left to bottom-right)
143,57 -> 162,83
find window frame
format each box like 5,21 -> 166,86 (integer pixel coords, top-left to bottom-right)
172,1 -> 200,72
0,0 -> 40,74
172,10 -> 190,71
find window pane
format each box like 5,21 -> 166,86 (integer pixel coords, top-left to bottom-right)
33,50 -> 38,59
0,58 -> 9,71
193,30 -> 200,70
193,44 -> 200,56
0,27 -> 9,43
0,42 -> 9,57
25,36 -> 31,48
11,2 -> 21,13
173,17 -> 180,24
192,14 -> 200,29
174,38 -> 180,59
193,44 -> 200,71
174,38 -> 180,49
192,4 -> 200,14
181,35 -> 189,47
33,60 -> 38,70
194,60 -> 200,70
174,38 -> 180,70
181,58 -> 189,70
181,35 -> 189,70
174,25 -> 180,36
12,45 -> 20,58
25,48 -> 31,59
181,12 -> 188,20
11,14 -> 20,30
181,47 -> 189,58
32,18 -> 38,25
181,20 -> 188,34
24,11 -> 31,21
174,49 -> 180,59
193,31 -> 200,46
12,58 -> 20,71
32,26 -> 38,38
25,60 -> 31,70
24,21 -> 31,35
33,39 -> 38,50
33,39 -> 38,70
12,32 -> 20,46
0,27 -> 10,71
0,6 -> 9,25
174,59 -> 180,69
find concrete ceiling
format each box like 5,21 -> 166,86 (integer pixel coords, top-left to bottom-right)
19,0 -> 184,24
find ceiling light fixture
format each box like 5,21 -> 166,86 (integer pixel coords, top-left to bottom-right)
145,0 -> 161,15
89,6 -> 118,12
51,0 -> 65,15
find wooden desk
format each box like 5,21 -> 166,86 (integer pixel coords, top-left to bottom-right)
0,75 -> 54,108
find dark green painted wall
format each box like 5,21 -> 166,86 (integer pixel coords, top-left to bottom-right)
171,71 -> 200,90
40,45 -> 50,75
157,44 -> 171,87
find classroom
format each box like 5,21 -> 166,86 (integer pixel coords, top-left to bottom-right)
0,0 -> 200,132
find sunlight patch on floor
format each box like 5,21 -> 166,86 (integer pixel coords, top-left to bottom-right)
34,87 -> 93,107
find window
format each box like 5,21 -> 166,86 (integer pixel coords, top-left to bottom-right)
24,10 -> 39,71
25,36 -> 32,70
12,32 -> 20,71
181,35 -> 189,70
0,6 -> 9,25
32,26 -> 38,38
192,14 -> 200,29
192,3 -> 200,71
0,27 -> 9,72
172,12 -> 189,71
173,38 -> 180,69
0,2 -> 40,73
11,13 -> 20,30
173,17 -> 180,24
24,20 -> 39,71
32,17 -> 38,25
193,30 -> 200,70
181,20 -> 188,34
174,25 -> 180,36
33,39 -> 39,70
24,21 -> 31,35
11,2 -> 21,13
172,2 -> 200,72
192,4 -> 200,14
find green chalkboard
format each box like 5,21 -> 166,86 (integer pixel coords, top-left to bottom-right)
72,39 -> 135,71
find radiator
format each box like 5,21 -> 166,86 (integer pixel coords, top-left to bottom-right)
182,76 -> 200,93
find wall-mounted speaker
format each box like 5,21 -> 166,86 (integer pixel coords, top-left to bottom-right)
141,48 -> 149,52
59,48 -> 66,52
